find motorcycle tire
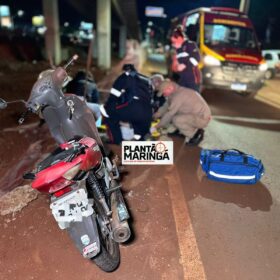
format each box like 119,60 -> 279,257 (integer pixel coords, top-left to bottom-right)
87,172 -> 120,271
92,224 -> 120,272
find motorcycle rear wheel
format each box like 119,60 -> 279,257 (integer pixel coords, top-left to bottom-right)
92,237 -> 120,272
92,203 -> 120,272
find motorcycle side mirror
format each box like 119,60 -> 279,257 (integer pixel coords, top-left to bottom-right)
0,98 -> 7,109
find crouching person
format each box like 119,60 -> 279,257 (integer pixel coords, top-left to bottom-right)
152,81 -> 211,145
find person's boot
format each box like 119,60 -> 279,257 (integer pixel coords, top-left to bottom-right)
186,129 -> 204,146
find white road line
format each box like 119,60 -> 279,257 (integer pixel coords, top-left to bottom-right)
255,92 -> 280,110
213,115 -> 280,124
165,166 -> 206,280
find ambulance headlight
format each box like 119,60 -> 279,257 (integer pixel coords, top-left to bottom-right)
204,55 -> 221,66
259,62 -> 268,72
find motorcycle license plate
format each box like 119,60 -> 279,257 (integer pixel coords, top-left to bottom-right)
50,188 -> 93,223
230,83 -> 247,91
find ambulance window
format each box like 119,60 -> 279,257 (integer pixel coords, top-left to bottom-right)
213,25 -> 227,41
204,24 -> 257,49
278,53 -> 280,60
264,53 -> 272,60
185,13 -> 200,43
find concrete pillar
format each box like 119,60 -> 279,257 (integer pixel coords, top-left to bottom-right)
97,0 -> 111,69
42,0 -> 61,66
92,33 -> 98,59
239,0 -> 250,14
119,25 -> 127,58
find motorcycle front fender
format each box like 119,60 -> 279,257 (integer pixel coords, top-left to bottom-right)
66,214 -> 101,259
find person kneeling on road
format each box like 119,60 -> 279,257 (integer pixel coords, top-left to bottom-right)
151,81 -> 211,145
100,64 -> 153,144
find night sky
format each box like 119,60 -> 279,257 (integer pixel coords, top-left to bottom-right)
1,0 -> 280,45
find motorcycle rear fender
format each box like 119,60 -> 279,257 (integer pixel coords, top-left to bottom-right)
66,214 -> 101,259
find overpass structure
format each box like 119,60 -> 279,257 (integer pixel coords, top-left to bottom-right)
42,0 -> 140,68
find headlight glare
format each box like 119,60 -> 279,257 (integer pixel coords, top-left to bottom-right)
259,62 -> 268,72
204,55 -> 221,66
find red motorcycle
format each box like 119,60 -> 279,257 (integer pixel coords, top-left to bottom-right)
23,136 -> 130,271
0,56 -> 131,272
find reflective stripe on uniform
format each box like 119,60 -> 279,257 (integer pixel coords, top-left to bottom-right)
110,88 -> 122,97
176,52 -> 189,59
190,57 -> 198,66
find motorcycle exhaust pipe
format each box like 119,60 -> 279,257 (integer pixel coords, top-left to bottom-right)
110,186 -> 131,243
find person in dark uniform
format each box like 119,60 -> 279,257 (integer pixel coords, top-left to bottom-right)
170,25 -> 202,92
100,64 -> 153,144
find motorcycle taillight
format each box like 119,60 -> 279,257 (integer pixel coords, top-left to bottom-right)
49,178 -> 73,194
53,186 -> 72,198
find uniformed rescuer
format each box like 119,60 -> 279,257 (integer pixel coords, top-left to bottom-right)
151,81 -> 211,146
100,64 -> 153,144
171,25 -> 202,92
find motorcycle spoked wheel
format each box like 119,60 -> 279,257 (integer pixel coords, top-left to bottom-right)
91,201 -> 120,272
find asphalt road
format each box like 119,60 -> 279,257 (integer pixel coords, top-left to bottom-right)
144,53 -> 280,279
0,55 -> 280,280
175,90 -> 280,279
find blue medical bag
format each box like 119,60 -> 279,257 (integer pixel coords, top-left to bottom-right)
200,149 -> 265,184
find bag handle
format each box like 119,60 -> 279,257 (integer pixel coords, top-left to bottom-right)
223,149 -> 245,155
220,149 -> 248,164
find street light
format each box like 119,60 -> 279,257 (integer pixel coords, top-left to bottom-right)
17,10 -> 24,17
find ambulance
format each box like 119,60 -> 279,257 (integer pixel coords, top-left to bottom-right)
170,7 -> 267,97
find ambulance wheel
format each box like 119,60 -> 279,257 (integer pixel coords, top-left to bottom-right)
264,69 -> 275,80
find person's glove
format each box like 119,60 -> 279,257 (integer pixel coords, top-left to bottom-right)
100,104 -> 109,118
150,126 -> 158,134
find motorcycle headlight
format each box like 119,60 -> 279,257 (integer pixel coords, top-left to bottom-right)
204,55 -> 221,66
259,62 -> 268,72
